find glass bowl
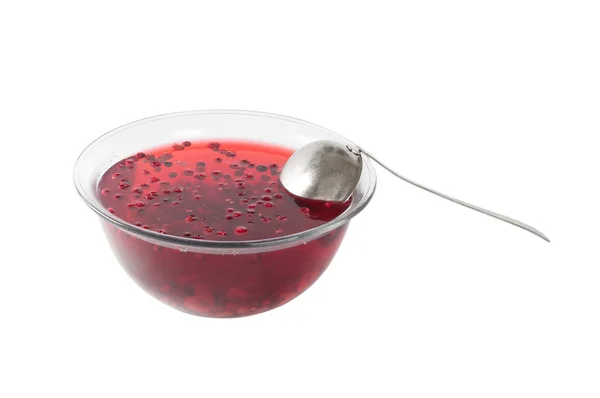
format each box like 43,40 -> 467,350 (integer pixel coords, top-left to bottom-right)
73,110 -> 377,318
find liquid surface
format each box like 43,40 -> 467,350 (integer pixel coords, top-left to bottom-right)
98,140 -> 350,241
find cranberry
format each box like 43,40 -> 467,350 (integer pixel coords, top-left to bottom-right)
182,141 -> 191,147
235,226 -> 248,234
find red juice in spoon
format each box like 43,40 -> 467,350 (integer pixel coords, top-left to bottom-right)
98,140 -> 350,317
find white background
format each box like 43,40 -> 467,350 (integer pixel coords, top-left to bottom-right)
1,1 -> 599,397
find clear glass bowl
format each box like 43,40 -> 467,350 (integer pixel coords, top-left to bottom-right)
73,110 -> 377,317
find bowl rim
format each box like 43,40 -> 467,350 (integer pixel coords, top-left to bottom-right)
73,109 -> 377,250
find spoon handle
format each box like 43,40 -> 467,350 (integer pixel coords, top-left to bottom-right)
358,147 -> 549,242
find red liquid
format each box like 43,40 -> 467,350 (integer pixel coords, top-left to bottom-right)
98,140 -> 350,317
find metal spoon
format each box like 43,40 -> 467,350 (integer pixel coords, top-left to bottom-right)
279,140 -> 549,242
